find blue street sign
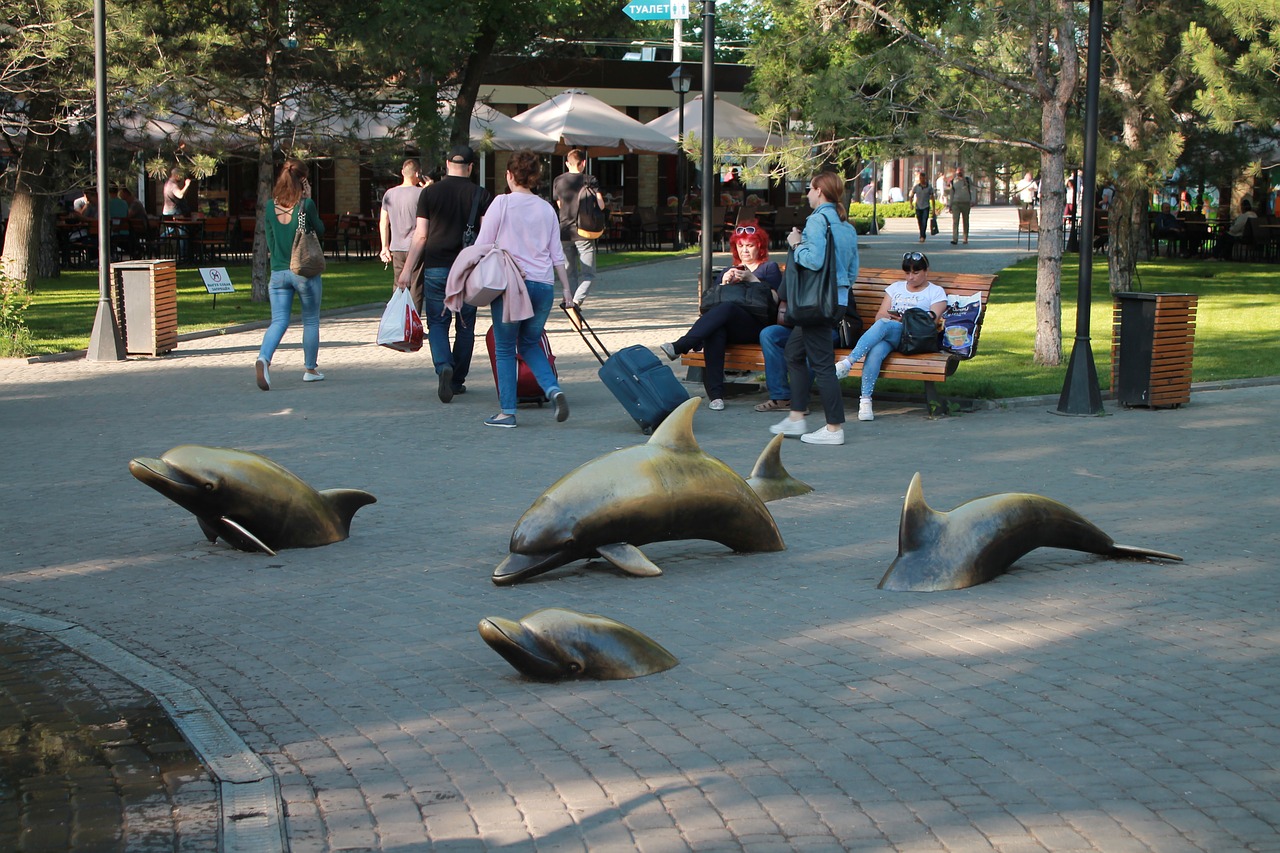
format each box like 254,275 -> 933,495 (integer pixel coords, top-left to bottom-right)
623,2 -> 689,21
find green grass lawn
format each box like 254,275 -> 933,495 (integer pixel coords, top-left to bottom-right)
16,252 -> 1280,401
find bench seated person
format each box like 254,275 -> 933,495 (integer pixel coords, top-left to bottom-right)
680,265 -> 996,416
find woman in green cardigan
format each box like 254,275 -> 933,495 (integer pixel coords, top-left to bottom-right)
255,158 -> 325,390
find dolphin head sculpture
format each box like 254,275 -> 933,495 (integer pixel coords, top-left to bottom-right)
878,473 -> 1183,591
478,608 -> 678,680
492,397 -> 796,586
129,445 -> 376,555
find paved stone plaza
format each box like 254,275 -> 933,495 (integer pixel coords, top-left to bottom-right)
1,210 -> 1277,851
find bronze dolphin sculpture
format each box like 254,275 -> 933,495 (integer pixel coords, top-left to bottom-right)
129,445 -> 376,555
878,473 -> 1183,591
492,397 -> 795,586
478,608 -> 678,681
747,434 -> 814,502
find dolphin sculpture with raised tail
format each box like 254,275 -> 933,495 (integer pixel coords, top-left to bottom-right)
129,445 -> 376,555
878,473 -> 1183,591
492,397 -> 804,586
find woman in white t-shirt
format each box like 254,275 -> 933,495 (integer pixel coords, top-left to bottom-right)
835,251 -> 947,422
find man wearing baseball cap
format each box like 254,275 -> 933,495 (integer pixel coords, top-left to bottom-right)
398,144 -> 492,403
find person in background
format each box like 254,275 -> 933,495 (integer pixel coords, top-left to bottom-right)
1152,202 -> 1186,256
552,149 -> 605,306
255,158 -> 325,391
448,151 -> 571,429
1014,171 -> 1038,208
946,166 -> 974,244
398,145 -> 492,403
909,172 -> 934,243
769,172 -> 859,447
162,168 -> 191,217
658,223 -> 781,411
379,158 -> 424,305
1212,198 -> 1256,261
834,251 -> 947,422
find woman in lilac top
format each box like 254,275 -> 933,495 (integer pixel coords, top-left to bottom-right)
473,151 -> 574,428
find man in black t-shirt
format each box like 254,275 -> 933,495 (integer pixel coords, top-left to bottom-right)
551,149 -> 605,305
398,145 -> 492,403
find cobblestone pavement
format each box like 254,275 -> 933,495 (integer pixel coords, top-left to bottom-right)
2,209 -> 1278,851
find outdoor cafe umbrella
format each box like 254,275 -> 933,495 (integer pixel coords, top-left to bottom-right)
512,89 -> 680,156
644,94 -> 788,153
466,104 -> 558,153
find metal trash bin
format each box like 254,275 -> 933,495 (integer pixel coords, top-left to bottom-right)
1111,292 -> 1196,408
111,260 -> 178,356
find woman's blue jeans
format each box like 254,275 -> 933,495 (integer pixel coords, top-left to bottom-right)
848,318 -> 903,398
490,280 -> 560,415
258,269 -> 322,370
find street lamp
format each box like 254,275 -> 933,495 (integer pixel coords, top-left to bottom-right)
669,65 -> 693,250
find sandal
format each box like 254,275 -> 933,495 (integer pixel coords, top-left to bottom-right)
754,399 -> 791,412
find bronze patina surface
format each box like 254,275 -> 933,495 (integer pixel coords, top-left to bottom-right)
746,434 -> 813,502
129,445 -> 376,555
879,473 -> 1183,592
493,397 -> 788,586
478,608 -> 678,681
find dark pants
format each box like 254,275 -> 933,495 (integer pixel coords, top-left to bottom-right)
785,324 -> 844,426
915,208 -> 929,239
674,303 -> 766,400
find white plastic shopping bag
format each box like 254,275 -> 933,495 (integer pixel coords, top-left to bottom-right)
377,288 -> 424,352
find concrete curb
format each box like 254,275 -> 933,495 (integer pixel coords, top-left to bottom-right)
0,606 -> 286,853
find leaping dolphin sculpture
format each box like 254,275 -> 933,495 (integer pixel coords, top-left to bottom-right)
878,473 -> 1183,591
129,445 -> 376,555
492,397 -> 798,586
479,608 -> 678,681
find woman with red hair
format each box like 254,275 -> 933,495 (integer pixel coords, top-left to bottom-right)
658,222 -> 781,410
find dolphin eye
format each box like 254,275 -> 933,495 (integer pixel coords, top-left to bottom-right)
568,660 -> 583,674
203,482 -> 215,491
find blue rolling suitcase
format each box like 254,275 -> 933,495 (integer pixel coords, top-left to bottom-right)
562,306 -> 690,434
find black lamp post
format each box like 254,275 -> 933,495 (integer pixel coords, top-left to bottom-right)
669,65 -> 693,250
1056,0 -> 1104,415
699,1 -> 716,294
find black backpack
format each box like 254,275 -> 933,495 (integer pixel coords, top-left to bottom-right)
575,184 -> 606,239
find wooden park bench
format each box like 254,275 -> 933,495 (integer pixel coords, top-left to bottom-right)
679,267 -> 997,415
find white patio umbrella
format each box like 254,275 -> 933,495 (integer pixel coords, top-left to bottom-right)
645,95 -> 791,153
512,89 -> 679,156
466,104 -> 558,153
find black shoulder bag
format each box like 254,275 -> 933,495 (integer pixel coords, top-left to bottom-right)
782,218 -> 841,326
896,308 -> 941,355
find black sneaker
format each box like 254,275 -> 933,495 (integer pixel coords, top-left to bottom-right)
552,391 -> 569,423
484,413 -> 517,428
438,366 -> 454,403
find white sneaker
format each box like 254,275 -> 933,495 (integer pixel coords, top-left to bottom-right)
834,358 -> 851,379
801,426 -> 845,445
769,416 -> 808,437
858,397 -> 874,421
303,371 -> 325,382
708,398 -> 725,411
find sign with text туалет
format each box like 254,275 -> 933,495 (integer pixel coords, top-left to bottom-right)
623,1 -> 689,20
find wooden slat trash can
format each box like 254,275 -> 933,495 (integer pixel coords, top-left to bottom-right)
1111,292 -> 1196,408
111,260 -> 178,356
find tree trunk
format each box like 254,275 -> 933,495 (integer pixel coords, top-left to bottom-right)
1,110 -> 60,286
1107,183 -> 1143,293
450,23 -> 500,148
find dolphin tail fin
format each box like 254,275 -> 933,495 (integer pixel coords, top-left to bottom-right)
899,473 -> 946,552
747,434 -> 813,502
646,397 -> 702,454
1110,543 -> 1183,562
321,489 -> 378,534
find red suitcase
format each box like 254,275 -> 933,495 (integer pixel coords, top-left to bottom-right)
484,327 -> 556,406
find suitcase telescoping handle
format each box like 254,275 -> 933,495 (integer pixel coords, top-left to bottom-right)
560,303 -> 612,365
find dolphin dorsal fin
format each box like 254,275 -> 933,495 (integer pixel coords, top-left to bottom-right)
646,397 -> 702,453
321,489 -> 378,533
747,434 -> 813,502
899,473 -> 944,551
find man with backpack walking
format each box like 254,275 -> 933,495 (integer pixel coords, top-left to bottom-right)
552,149 -> 607,306
397,145 -> 492,403
946,165 -> 975,245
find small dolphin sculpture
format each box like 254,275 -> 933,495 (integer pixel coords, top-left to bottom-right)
747,434 -> 814,502
878,473 -> 1183,591
478,608 -> 678,681
493,397 -> 794,586
129,445 -> 376,555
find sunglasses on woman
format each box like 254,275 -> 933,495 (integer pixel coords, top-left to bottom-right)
734,226 -> 757,235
